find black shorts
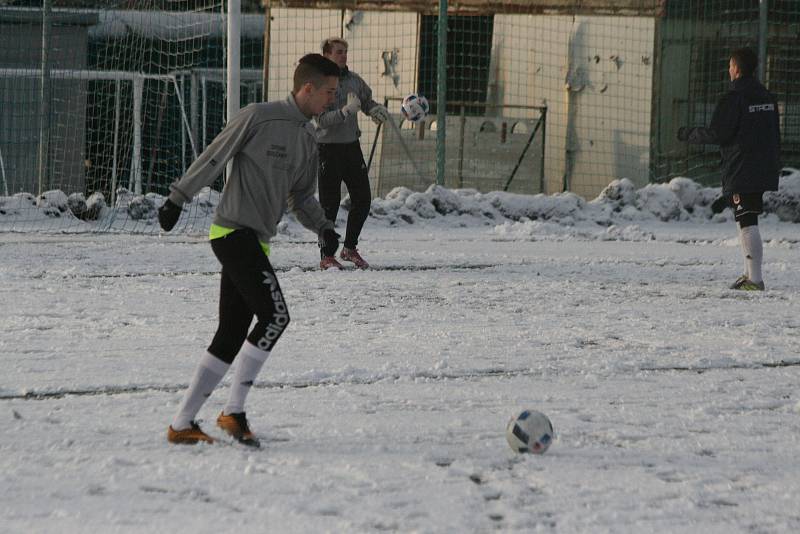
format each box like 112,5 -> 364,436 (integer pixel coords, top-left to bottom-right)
729,192 -> 763,222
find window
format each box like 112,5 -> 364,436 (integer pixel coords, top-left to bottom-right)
418,15 -> 494,116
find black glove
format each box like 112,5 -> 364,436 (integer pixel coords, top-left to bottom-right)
158,198 -> 182,231
319,228 -> 340,257
710,195 -> 729,214
676,126 -> 690,142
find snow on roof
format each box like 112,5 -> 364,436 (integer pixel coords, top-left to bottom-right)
0,7 -> 266,40
89,9 -> 266,40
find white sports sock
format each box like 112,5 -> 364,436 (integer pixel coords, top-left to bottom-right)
737,225 -> 748,276
223,341 -> 270,415
740,225 -> 763,283
171,352 -> 230,431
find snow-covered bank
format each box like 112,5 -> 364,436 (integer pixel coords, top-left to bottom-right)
368,168 -> 800,227
1,169 -> 799,233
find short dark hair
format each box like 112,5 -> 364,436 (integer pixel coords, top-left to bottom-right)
730,48 -> 758,77
293,54 -> 339,92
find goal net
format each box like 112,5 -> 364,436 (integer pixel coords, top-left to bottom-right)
0,1 -> 264,233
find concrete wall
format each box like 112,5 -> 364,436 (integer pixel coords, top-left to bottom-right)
490,14 -> 655,198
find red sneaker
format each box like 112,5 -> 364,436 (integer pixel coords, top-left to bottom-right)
340,247 -> 369,269
320,255 -> 343,270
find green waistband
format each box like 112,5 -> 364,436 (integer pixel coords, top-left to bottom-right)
209,224 -> 270,256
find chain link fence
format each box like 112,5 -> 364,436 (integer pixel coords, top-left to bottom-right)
0,0 -> 796,232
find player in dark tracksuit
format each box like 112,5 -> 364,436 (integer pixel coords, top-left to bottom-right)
157,54 -> 341,446
677,48 -> 781,290
315,37 -> 391,270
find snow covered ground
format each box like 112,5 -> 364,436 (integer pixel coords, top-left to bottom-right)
1,181 -> 799,533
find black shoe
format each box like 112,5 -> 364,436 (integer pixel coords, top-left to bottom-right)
217,412 -> 261,448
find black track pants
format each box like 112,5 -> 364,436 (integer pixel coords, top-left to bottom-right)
207,229 -> 290,363
318,141 -> 371,250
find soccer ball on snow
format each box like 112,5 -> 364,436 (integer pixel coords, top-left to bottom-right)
401,93 -> 429,122
505,409 -> 554,454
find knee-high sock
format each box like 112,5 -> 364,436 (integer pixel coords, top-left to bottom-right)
224,341 -> 270,415
739,224 -> 763,283
171,352 -> 230,431
737,225 -> 748,276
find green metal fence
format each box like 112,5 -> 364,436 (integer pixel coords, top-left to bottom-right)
652,0 -> 800,185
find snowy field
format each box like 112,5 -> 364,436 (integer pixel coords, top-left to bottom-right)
2,180 -> 800,533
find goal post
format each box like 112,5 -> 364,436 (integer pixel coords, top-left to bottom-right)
226,0 -> 240,179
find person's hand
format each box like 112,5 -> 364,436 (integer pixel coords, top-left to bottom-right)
676,126 -> 690,142
319,228 -> 340,257
710,195 -> 729,214
158,198 -> 182,231
369,104 -> 390,125
342,93 -> 361,117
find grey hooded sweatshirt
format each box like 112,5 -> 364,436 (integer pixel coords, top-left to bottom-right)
167,95 -> 334,244
315,67 -> 380,144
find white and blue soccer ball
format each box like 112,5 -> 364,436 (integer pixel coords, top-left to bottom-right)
401,93 -> 429,122
505,409 -> 554,454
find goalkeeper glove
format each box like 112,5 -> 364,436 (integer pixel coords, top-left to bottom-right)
710,195 -> 729,214
318,228 -> 340,257
342,93 -> 361,117
158,198 -> 182,231
368,104 -> 390,125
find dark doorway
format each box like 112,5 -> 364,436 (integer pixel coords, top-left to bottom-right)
418,15 -> 494,116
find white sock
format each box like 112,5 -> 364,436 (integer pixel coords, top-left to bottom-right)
737,225 -> 748,276
740,225 -> 763,283
171,352 -> 230,431
223,341 -> 270,415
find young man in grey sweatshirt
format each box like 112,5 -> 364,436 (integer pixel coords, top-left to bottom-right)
157,54 -> 341,447
315,37 -> 391,270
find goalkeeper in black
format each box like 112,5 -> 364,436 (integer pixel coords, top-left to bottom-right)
677,48 -> 781,290
157,54 -> 341,446
314,37 -> 391,270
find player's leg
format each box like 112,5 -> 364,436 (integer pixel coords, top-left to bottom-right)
317,143 -> 345,268
730,193 -> 765,290
735,224 -> 748,278
168,253 -> 253,444
339,141 -> 372,268
167,344 -> 231,444
739,215 -> 763,284
222,263 -> 289,417
318,143 -> 343,228
211,229 -> 291,446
